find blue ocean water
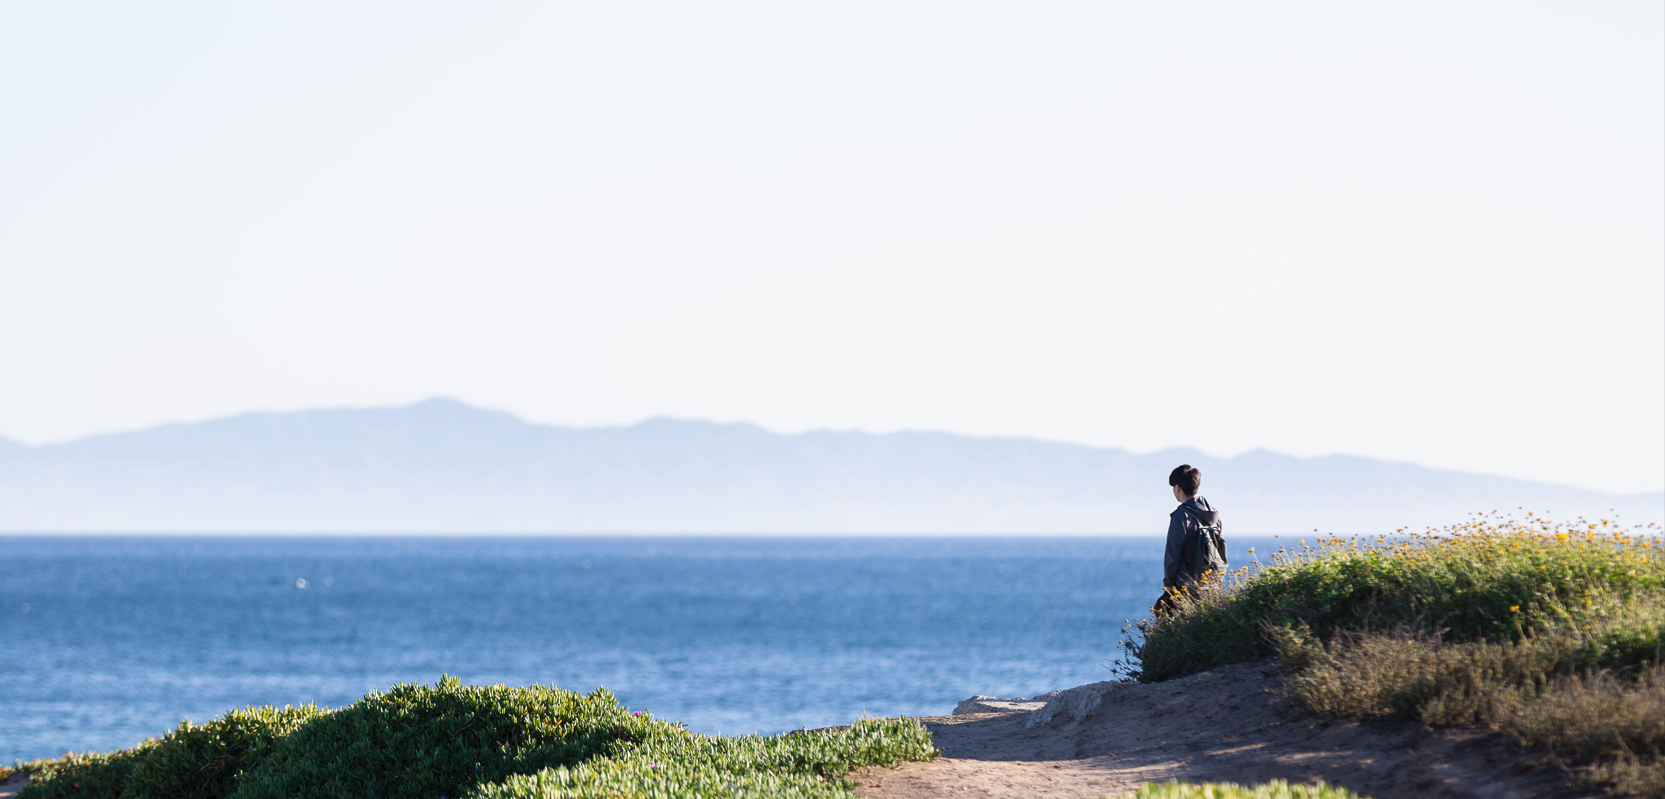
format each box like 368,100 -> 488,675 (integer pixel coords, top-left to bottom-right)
1,535 -> 1272,763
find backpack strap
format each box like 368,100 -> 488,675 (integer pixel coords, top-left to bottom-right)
1174,505 -> 1200,562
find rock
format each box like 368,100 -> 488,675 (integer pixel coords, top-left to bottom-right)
1025,681 -> 1124,729
952,695 -> 1050,715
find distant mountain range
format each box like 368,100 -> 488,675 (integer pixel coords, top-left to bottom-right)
0,399 -> 1658,533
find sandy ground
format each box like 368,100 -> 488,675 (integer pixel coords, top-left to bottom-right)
0,772 -> 27,799
856,660 -> 1600,799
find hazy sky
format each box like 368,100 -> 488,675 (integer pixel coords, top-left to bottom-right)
3,2 -> 1661,493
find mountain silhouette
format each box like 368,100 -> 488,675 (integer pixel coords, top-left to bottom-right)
0,398 -> 1657,533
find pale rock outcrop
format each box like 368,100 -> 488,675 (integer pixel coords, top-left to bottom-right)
951,690 -> 1061,715
1024,681 -> 1124,729
1022,669 -> 1231,729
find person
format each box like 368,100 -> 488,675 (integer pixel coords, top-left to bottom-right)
1154,464 -> 1226,614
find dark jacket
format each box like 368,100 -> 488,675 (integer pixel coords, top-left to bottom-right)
1164,495 -> 1223,588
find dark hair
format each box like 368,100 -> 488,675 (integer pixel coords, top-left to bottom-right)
1168,464 -> 1201,495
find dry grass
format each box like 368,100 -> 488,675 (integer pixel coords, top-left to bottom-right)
1274,626 -> 1665,795
1510,667 -> 1665,797
1272,601 -> 1664,720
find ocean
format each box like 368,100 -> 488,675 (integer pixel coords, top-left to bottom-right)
1,534 -> 1274,763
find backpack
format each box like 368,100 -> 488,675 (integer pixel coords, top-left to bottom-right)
1180,508 -> 1228,583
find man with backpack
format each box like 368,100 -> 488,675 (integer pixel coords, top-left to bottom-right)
1155,464 -> 1227,614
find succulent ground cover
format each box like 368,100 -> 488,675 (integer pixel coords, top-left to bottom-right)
471,717 -> 940,799
1123,780 -> 1366,799
1122,513 -> 1665,795
13,679 -> 938,799
13,705 -> 325,799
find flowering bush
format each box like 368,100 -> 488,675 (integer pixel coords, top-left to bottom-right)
1122,513 -> 1663,683
1118,512 -> 1664,793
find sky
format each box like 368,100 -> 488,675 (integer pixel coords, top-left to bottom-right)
2,2 -> 1661,494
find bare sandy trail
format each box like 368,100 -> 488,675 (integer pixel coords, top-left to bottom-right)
856,661 -> 1598,799
0,772 -> 27,799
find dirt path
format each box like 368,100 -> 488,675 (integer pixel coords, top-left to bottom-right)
856,661 -> 1598,799
0,772 -> 28,799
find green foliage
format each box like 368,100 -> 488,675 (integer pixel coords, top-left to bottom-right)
1122,779 -> 1367,799
1116,512 -> 1665,795
468,717 -> 941,799
16,747 -> 153,799
125,705 -> 324,799
14,679 -> 938,799
19,705 -> 321,799
230,677 -> 653,799
1124,514 -> 1665,682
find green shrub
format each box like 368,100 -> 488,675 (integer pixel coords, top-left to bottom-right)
229,677 -> 654,799
1122,779 -> 1367,799
1115,515 -> 1665,794
124,705 -> 323,799
1123,515 -> 1664,683
467,717 -> 940,799
17,705 -> 322,799
16,747 -> 154,799
12,680 -> 937,799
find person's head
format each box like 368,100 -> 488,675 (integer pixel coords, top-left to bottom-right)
1169,464 -> 1201,501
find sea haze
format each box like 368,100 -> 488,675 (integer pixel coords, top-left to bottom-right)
0,399 -> 1658,533
1,534 -> 1286,762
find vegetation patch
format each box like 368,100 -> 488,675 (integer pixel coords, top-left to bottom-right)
12,749 -> 152,799
468,717 -> 939,799
229,678 -> 648,799
15,705 -> 324,799
1123,779 -> 1366,799
13,679 -> 937,799
1121,513 -> 1665,794
1123,514 -> 1663,682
